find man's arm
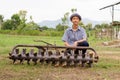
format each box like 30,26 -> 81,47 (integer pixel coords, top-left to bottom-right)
76,38 -> 86,43
64,41 -> 71,47
64,38 -> 86,47
62,29 -> 71,47
73,38 -> 86,47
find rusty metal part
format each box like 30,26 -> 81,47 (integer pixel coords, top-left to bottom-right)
9,44 -> 99,67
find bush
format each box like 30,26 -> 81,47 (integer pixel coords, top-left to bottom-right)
0,30 -> 11,34
0,30 -> 64,36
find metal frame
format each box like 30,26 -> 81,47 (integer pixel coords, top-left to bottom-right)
10,44 -> 99,62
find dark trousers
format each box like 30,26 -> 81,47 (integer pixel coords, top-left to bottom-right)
66,41 -> 89,57
75,41 -> 89,57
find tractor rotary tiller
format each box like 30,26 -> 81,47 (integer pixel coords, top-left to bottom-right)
9,40 -> 99,67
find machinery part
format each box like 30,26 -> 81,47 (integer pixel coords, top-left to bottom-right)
9,44 -> 99,67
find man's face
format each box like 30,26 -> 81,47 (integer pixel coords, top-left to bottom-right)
71,16 -> 80,25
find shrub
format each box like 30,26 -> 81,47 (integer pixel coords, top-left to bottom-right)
0,30 -> 64,36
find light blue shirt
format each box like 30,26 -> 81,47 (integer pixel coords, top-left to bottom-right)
62,26 -> 87,45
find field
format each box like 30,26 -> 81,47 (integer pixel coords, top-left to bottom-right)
0,34 -> 120,80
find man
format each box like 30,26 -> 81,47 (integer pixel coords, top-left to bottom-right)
62,13 -> 89,58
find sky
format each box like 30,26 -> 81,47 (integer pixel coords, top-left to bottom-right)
0,0 -> 120,22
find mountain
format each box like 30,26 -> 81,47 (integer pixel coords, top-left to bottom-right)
38,19 -> 62,28
38,18 -> 109,28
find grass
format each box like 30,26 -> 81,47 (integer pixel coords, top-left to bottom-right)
0,34 -> 120,80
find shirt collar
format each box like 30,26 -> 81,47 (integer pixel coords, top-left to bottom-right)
69,26 -> 81,31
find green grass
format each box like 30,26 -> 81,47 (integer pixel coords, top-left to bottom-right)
0,34 -> 120,80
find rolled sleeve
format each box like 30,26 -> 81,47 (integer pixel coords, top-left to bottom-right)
62,30 -> 68,42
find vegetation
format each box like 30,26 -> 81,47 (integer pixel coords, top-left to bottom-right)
0,9 -> 120,39
0,8 -> 120,80
0,34 -> 120,80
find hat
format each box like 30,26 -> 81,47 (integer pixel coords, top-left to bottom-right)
70,13 -> 81,21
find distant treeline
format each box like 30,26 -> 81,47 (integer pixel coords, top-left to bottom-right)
0,9 -> 120,36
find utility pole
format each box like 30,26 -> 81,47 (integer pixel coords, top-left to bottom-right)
100,1 -> 120,22
99,1 -> 120,39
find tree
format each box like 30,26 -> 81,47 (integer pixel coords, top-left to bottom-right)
18,10 -> 27,30
19,10 -> 27,21
2,20 -> 13,30
40,26 -> 49,30
101,23 -> 109,28
23,22 -> 40,30
56,23 -> 68,31
71,8 -> 77,13
11,14 -> 21,30
1,10 -> 42,32
79,21 -> 85,29
0,15 -> 4,22
86,23 -> 92,30
94,24 -> 101,30
61,12 -> 69,30
23,15 -> 40,30
2,10 -> 28,30
0,15 -> 4,30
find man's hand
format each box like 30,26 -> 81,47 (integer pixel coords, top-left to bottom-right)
73,41 -> 78,47
73,38 -> 86,46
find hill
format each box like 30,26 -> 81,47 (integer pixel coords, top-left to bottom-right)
38,18 -> 109,28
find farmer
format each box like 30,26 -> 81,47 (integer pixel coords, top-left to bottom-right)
62,13 -> 89,58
